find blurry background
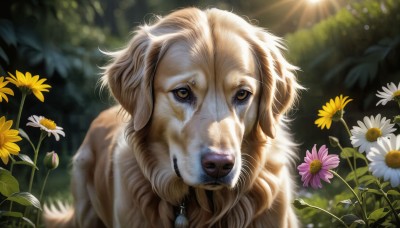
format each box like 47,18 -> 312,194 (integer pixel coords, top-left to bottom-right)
0,0 -> 399,226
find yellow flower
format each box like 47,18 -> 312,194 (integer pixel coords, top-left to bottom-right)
315,95 -> 352,130
6,70 -> 51,102
0,77 -> 14,102
0,116 -> 22,164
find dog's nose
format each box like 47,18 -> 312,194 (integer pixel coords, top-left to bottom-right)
201,153 -> 234,178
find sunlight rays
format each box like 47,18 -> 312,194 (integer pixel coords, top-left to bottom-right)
250,0 -> 344,32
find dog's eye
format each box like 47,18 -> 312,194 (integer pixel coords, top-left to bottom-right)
173,88 -> 193,103
234,89 -> 251,103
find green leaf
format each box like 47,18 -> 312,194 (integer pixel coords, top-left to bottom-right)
345,61 -> 378,89
0,211 -> 35,227
387,190 -> 400,196
27,50 -> 44,66
340,147 -> 358,159
0,46 -> 9,64
345,167 -> 369,182
323,58 -> 355,83
0,210 -> 23,218
341,214 -> 363,226
368,207 -> 389,222
44,46 -> 71,77
367,189 -> 382,195
19,128 -> 30,142
21,216 -> 36,227
358,175 -> 377,186
392,200 -> 400,208
15,154 -> 38,170
309,47 -> 335,69
293,198 -> 310,210
381,182 -> 390,189
340,147 -> 366,160
7,192 -> 42,211
18,32 -> 41,51
0,19 -> 17,46
0,168 -> 20,197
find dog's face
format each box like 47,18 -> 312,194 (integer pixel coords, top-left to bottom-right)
151,36 -> 260,189
104,8 -> 299,191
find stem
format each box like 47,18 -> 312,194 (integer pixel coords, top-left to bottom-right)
0,198 -> 7,206
24,132 -> 46,219
331,170 -> 368,226
15,92 -> 27,130
338,144 -> 356,173
36,170 -> 51,227
38,170 -> 50,203
379,188 -> 400,225
307,204 -> 349,228
340,118 -> 359,186
340,118 -> 352,138
8,157 -> 16,212
9,157 -> 15,175
28,132 -> 46,192
9,92 -> 26,212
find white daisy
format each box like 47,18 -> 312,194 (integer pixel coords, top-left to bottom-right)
27,115 -> 65,141
350,114 -> 396,154
367,134 -> 400,187
376,82 -> 400,106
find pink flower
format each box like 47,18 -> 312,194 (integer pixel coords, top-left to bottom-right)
297,144 -> 340,189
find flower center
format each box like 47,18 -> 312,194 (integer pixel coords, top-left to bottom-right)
0,133 -> 4,147
309,160 -> 322,174
365,127 -> 382,142
385,150 -> 400,169
393,90 -> 400,102
39,118 -> 57,130
393,90 -> 400,98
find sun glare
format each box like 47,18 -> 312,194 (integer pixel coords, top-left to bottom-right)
249,0 -> 343,34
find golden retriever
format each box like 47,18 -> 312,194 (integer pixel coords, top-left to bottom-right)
44,7 -> 301,228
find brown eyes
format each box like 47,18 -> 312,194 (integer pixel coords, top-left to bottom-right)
234,89 -> 251,104
175,88 -> 190,99
235,90 -> 250,101
172,88 -> 251,105
173,88 -> 194,104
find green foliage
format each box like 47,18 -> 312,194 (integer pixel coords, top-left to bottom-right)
296,170 -> 400,227
286,0 -> 400,109
0,168 -> 19,197
0,168 -> 42,227
0,0 -> 115,160
6,192 -> 41,210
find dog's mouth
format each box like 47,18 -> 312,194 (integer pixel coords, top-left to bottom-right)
173,156 -> 181,178
173,156 -> 234,190
199,176 -> 234,190
201,181 -> 226,190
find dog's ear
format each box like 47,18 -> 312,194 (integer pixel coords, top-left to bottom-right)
102,29 -> 162,131
252,32 -> 300,138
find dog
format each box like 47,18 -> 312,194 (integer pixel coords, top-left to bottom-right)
44,7 -> 301,227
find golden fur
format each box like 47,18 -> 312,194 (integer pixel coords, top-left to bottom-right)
44,7 -> 302,227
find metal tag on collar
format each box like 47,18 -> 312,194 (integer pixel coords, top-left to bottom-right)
174,202 -> 188,228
